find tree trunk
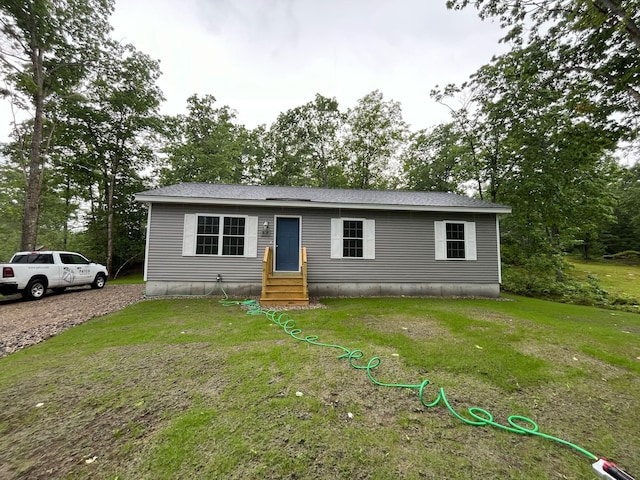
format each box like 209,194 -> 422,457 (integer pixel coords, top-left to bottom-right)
63,178 -> 70,250
106,171 -> 115,275
21,46 -> 45,251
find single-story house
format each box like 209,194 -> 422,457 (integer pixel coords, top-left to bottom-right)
134,183 -> 511,304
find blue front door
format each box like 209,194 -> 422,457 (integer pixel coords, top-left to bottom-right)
275,217 -> 300,271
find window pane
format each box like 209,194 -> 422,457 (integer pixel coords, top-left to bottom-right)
223,217 -> 245,236
197,216 -> 219,235
34,254 -> 54,264
70,254 -> 88,264
446,223 -> 465,241
343,220 -> 363,239
447,241 -> 465,259
222,236 -> 245,256
343,239 -> 363,258
196,236 -> 218,255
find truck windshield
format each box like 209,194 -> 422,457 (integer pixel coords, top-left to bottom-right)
11,254 -> 54,264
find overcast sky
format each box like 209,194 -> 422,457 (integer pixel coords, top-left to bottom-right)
0,1 -> 508,142
108,0 -> 507,131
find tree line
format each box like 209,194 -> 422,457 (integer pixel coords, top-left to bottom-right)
1,0 -> 639,294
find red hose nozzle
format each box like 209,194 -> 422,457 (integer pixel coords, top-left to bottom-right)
593,459 -> 636,480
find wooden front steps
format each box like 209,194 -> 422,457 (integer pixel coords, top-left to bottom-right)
260,247 -> 309,307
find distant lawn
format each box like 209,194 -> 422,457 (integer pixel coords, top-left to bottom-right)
0,295 -> 638,479
109,271 -> 145,284
568,258 -> 640,301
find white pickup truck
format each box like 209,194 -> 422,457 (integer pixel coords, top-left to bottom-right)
0,251 -> 109,300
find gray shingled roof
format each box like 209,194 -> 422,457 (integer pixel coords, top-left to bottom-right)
135,183 -> 511,213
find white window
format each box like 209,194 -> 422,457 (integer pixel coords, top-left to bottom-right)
331,218 -> 375,259
182,214 -> 258,257
434,221 -> 477,261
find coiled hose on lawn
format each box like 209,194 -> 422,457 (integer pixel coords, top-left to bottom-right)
216,286 -> 635,480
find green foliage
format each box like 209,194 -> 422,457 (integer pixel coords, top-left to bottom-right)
446,0 -> 640,130
0,0 -> 116,251
402,123 -> 467,192
432,42 -> 624,282
443,0 -> 639,280
344,90 -> 408,189
503,266 -> 609,306
0,152 -> 24,260
254,93 -> 348,188
160,94 -> 248,185
605,164 -> 640,253
504,257 -> 640,311
1,0 -> 637,288
567,257 -> 640,310
51,41 -> 163,271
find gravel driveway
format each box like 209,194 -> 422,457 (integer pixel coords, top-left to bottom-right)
0,284 -> 145,358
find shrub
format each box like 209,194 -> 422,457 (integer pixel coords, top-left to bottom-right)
502,266 -> 608,306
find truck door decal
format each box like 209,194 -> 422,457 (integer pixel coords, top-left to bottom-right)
62,267 -> 75,283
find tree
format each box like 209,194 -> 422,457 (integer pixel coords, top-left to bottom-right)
446,0 -> 640,131
297,94 -> 347,188
606,163 -> 640,253
343,90 -> 407,189
0,150 -> 23,260
0,0 -> 114,250
160,94 -> 248,185
402,123 -> 467,193
432,43 -> 622,276
55,41 -> 163,272
251,108 -> 306,186
255,94 -> 347,188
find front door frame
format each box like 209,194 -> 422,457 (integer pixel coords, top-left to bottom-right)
274,215 -> 302,272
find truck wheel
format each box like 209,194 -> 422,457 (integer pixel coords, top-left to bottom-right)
23,278 -> 47,300
91,273 -> 107,289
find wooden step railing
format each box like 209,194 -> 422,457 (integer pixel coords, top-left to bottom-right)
260,246 -> 309,306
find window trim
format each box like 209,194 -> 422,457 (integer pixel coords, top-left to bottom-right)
182,213 -> 258,258
331,217 -> 375,259
434,220 -> 477,261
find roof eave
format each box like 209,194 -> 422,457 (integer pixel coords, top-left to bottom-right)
134,194 -> 512,214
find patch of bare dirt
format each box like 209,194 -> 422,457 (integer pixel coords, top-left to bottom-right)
0,284 -> 145,357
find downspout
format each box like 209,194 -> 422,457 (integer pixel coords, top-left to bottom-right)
496,215 -> 503,285
143,203 -> 152,282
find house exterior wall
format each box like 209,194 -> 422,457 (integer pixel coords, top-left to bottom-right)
144,202 -> 503,297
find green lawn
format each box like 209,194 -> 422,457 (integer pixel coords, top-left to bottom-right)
109,271 -> 145,284
1,295 -> 639,479
568,258 -> 640,303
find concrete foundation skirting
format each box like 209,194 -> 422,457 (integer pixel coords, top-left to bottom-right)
145,281 -> 501,299
309,283 -> 500,298
144,281 -> 261,297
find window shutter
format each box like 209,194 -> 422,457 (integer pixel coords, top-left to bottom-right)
330,218 -> 342,259
434,221 -> 446,260
364,219 -> 375,259
182,214 -> 196,256
245,216 -> 258,258
465,221 -> 477,261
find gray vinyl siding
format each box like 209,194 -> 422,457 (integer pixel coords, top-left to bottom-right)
145,203 -> 501,284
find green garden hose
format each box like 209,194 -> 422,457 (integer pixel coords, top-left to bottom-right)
216,286 -> 636,479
